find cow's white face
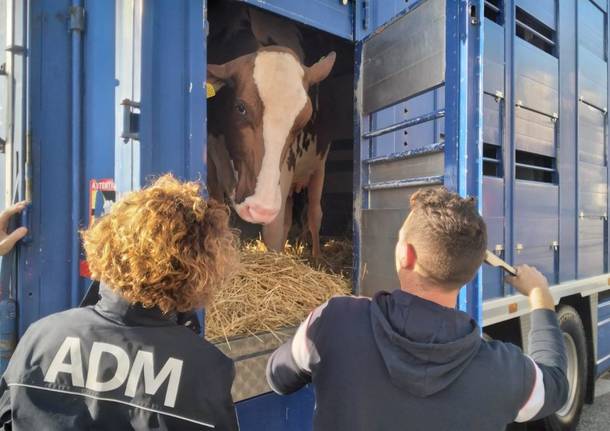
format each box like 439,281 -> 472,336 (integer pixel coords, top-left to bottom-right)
235,51 -> 308,224
208,48 -> 336,225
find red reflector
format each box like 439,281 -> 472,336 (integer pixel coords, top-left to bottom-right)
79,260 -> 91,278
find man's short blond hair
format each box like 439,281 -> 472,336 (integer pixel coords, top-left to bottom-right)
400,187 -> 487,286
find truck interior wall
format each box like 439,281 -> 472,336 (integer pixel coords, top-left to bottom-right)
357,0 -> 446,297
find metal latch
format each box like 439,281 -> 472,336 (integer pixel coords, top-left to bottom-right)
516,243 -> 524,254
494,91 -> 504,102
0,63 -> 6,76
121,99 -> 141,143
5,45 -> 25,55
494,244 -> 504,256
551,241 -> 559,252
69,5 -> 86,32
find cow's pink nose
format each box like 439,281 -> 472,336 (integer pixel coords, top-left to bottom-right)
241,202 -> 280,225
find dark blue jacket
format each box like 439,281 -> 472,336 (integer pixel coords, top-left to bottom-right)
0,285 -> 238,430
267,290 -> 568,431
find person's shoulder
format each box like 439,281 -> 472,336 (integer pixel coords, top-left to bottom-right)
24,307 -> 96,336
326,294 -> 371,312
476,338 -> 528,372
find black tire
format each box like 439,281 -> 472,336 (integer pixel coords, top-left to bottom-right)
543,305 -> 587,431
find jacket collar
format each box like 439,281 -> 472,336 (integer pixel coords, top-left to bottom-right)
94,283 -> 178,327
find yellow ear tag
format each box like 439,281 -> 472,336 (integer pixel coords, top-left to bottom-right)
206,82 -> 216,99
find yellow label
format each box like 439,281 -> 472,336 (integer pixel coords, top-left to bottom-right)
206,82 -> 216,99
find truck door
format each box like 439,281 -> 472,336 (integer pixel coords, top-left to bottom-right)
354,0 -> 484,319
114,0 -> 143,195
0,0 -> 27,370
114,0 -> 206,195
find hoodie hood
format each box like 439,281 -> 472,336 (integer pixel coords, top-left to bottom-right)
370,289 -> 481,397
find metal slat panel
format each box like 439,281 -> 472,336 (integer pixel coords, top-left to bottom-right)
579,47 -> 608,110
514,107 -> 556,157
360,209 -> 408,296
514,182 -> 559,249
369,151 -> 444,183
579,161 -> 608,216
578,218 -> 605,278
484,20 -> 505,94
579,0 -> 606,60
579,106 -> 606,165
483,177 -> 506,300
515,0 -> 557,29
483,94 -> 502,146
362,0 -> 446,114
514,38 -> 559,116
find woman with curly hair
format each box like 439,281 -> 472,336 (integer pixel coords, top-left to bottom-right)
0,175 -> 240,430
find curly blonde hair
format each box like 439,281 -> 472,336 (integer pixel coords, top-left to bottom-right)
82,174 -> 238,314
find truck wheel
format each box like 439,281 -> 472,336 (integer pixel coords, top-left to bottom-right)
544,305 -> 587,431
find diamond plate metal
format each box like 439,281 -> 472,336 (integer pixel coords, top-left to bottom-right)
213,327 -> 296,401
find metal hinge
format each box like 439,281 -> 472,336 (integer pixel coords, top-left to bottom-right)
5,45 -> 25,55
361,0 -> 369,31
121,99 -> 141,142
469,3 -> 480,25
69,5 -> 86,32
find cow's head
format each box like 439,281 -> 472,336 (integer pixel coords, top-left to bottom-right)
207,47 -> 336,225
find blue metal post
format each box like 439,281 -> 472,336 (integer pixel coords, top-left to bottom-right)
70,0 -> 83,307
503,0 -> 516,292
444,0 -> 484,323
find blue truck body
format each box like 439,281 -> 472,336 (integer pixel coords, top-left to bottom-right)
2,0 -> 610,429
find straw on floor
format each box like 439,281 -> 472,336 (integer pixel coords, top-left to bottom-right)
205,239 -> 352,343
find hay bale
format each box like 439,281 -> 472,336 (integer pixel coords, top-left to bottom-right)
205,240 -> 352,343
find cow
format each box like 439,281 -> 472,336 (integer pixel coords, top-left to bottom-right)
207,47 -> 336,258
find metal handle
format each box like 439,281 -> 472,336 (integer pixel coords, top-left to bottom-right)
516,243 -> 524,254
121,99 -> 140,143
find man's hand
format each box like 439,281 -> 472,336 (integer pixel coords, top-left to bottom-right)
505,265 -> 554,311
0,202 -> 28,256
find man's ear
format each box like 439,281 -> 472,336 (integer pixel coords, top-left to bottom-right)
306,51 -> 336,85
405,243 -> 417,271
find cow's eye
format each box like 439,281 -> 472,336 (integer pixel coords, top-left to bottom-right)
235,102 -> 247,116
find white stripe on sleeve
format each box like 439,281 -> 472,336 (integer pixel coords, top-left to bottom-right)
291,313 -> 313,373
515,356 -> 546,422
291,302 -> 329,373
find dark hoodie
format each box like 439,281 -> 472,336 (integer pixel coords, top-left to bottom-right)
267,290 -> 568,431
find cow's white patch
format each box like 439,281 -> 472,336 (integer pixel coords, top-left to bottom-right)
243,51 -> 307,214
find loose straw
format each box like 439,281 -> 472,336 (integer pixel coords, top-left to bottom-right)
205,239 -> 352,342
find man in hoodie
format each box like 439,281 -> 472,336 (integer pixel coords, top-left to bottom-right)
266,187 -> 568,430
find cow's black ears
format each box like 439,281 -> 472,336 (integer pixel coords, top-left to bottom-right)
306,51 -> 336,85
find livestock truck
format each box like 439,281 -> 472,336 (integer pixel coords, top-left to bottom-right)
2,0 -> 610,429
